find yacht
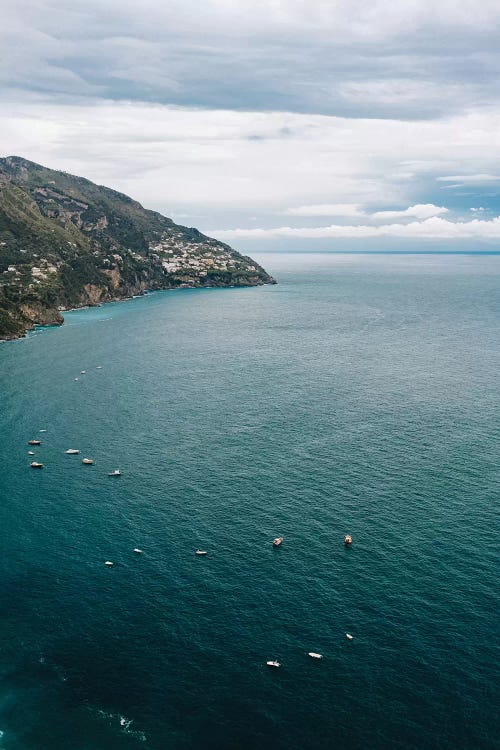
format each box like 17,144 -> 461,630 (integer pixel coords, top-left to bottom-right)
28,439 -> 41,446
272,537 -> 283,547
82,458 -> 94,465
195,550 -> 208,556
308,652 -> 323,659
65,449 -> 80,455
133,548 -> 143,554
266,660 -> 280,668
28,451 -> 35,456
104,561 -> 114,567
30,461 -> 43,469
346,633 -> 353,640
108,469 -> 121,476
344,535 -> 352,546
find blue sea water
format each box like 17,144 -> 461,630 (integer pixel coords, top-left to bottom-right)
0,252 -> 499,750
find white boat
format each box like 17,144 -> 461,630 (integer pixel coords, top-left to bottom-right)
108,469 -> 121,476
104,561 -> 114,567
195,550 -> 208,556
133,548 -> 143,554
30,461 -> 44,468
65,449 -> 80,455
308,652 -> 323,659
28,439 -> 41,445
266,660 -> 280,668
39,429 -> 47,433
346,633 -> 353,640
272,536 -> 283,547
82,458 -> 94,465
96,366 -> 102,369
80,370 -> 86,374
28,451 -> 35,455
74,378 -> 79,381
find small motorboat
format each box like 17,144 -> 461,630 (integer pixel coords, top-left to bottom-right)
272,536 -> 283,547
104,561 -> 114,567
346,633 -> 353,640
30,462 -> 44,469
82,458 -> 94,465
96,366 -> 102,369
266,660 -> 280,668
28,451 -> 35,456
65,449 -> 80,455
133,548 -> 143,554
308,652 -> 323,659
80,370 -> 86,374
28,439 -> 41,446
74,378 -> 79,381
344,535 -> 352,546
195,550 -> 208,556
108,469 -> 121,476
39,429 -> 47,433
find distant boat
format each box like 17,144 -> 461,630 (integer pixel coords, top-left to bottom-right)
308,652 -> 323,659
108,469 -> 121,476
104,561 -> 114,567
28,451 -> 35,455
39,429 -> 47,433
96,366 -> 102,369
30,461 -> 43,469
82,458 -> 94,465
28,439 -> 41,446
266,660 -> 280,668
133,548 -> 143,554
74,378 -> 79,381
80,370 -> 86,374
344,535 -> 352,546
65,449 -> 80,455
273,537 -> 283,547
346,633 -> 353,640
195,550 -> 208,556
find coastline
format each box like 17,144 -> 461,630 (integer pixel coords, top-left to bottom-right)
0,276 -> 276,343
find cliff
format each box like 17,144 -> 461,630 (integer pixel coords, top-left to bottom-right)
0,156 -> 275,339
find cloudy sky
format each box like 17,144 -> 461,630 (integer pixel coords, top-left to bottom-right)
2,0 -> 500,251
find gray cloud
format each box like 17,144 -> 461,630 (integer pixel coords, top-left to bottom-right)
2,0 -> 500,119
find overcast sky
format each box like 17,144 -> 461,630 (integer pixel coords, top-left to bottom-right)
2,0 -> 500,251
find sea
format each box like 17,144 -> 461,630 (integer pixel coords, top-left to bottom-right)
0,252 -> 499,750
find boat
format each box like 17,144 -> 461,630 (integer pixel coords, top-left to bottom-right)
30,462 -> 43,468
308,652 -> 323,659
272,536 -> 283,547
80,370 -> 86,374
108,469 -> 121,476
346,633 -> 353,640
104,561 -> 114,567
266,660 -> 280,668
65,449 -> 80,455
82,458 -> 94,465
195,550 -> 208,556
28,451 -> 35,455
28,440 -> 41,446
344,535 -> 352,545
74,378 -> 79,381
39,429 -> 47,433
133,548 -> 143,554
96,366 -> 102,369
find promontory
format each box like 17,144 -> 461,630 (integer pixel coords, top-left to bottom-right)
0,156 -> 275,340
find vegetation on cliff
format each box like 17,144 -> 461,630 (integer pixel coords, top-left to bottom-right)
0,156 -> 275,339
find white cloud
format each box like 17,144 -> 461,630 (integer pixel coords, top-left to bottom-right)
285,203 -> 364,217
437,174 -> 500,184
371,204 -> 449,220
209,216 -> 500,241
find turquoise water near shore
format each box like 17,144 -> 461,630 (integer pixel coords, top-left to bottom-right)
1,253 -> 499,749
